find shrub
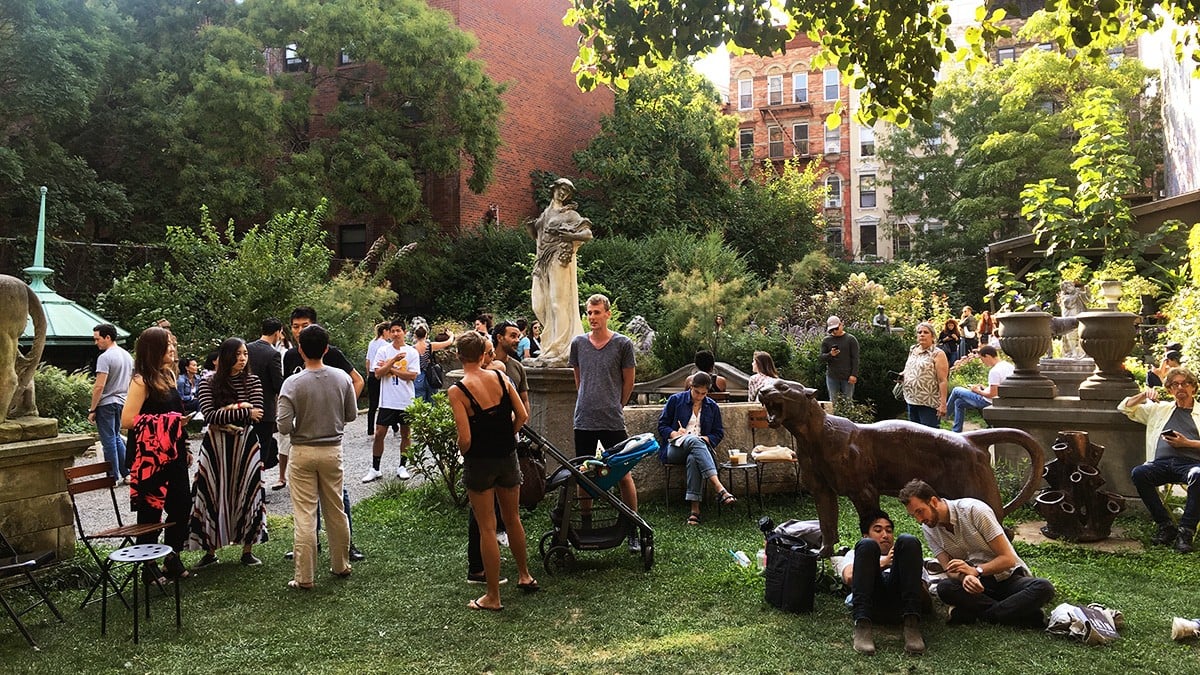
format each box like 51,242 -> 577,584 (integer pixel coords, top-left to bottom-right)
405,393 -> 466,507
788,327 -> 908,420
33,364 -> 92,433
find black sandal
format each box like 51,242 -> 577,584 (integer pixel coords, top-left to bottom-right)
718,490 -> 738,506
686,513 -> 701,526
163,553 -> 190,580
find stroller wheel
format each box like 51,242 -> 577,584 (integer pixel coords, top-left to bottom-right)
544,545 -> 575,575
538,531 -> 555,559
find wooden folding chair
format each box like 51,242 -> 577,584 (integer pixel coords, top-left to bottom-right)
64,462 -> 171,609
0,527 -> 65,649
748,408 -> 802,498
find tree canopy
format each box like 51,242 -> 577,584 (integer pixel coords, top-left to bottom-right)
565,0 -> 1200,124
0,0 -> 503,243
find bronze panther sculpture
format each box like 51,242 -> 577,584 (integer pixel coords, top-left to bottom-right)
759,379 -> 1045,557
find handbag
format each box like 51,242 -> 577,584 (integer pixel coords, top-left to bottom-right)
516,432 -> 546,509
893,379 -> 905,401
423,343 -> 445,390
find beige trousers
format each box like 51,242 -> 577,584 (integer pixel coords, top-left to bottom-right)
288,443 -> 350,584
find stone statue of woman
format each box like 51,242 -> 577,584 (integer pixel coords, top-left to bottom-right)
1059,280 -> 1089,358
526,178 -> 593,367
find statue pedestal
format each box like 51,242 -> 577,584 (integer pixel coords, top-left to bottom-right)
1039,357 -> 1095,398
984,398 -> 1143,496
524,367 -> 580,454
0,415 -> 58,443
0,427 -> 95,560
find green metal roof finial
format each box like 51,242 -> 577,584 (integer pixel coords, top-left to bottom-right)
24,186 -> 53,292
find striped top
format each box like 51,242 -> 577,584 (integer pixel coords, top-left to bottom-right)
197,372 -> 263,426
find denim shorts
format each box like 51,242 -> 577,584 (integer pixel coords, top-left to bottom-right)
463,452 -> 522,492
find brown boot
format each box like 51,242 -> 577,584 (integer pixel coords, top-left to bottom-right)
903,615 -> 926,655
853,619 -> 875,655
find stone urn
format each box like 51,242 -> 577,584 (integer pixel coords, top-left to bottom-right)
1076,311 -> 1139,400
995,311 -> 1057,398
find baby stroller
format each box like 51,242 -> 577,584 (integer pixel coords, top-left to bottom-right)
521,425 -> 658,574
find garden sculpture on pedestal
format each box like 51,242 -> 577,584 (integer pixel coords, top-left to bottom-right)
0,274 -> 45,422
1035,430 -> 1125,542
527,178 -> 593,367
1058,281 -> 1089,359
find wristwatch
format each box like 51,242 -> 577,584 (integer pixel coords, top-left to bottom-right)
975,565 -> 985,577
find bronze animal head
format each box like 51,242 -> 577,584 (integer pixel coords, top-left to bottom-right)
759,379 -> 818,429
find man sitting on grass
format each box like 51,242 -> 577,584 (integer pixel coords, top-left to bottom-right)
835,509 -> 929,656
900,479 -> 1054,629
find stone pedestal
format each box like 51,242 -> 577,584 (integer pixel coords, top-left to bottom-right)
522,367 -> 580,453
1039,358 -> 1095,398
984,397 -> 1143,496
0,424 -> 95,560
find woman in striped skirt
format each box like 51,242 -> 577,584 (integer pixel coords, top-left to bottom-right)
188,337 -> 268,567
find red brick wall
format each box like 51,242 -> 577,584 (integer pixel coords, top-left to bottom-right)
727,34 -> 852,255
430,0 -> 613,232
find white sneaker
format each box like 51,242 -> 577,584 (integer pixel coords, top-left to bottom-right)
361,468 -> 383,483
396,465 -> 411,480
496,532 -> 510,548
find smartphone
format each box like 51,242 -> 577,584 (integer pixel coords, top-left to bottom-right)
1162,428 -> 1177,438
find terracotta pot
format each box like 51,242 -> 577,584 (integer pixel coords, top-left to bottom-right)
1076,311 -> 1139,400
995,312 -> 1057,398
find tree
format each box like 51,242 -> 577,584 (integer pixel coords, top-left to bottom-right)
572,62 -> 737,238
727,157 -> 825,279
878,45 -> 1159,308
564,0 -> 1200,125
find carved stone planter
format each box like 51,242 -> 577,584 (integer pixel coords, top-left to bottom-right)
1076,311 -> 1139,400
995,312 -> 1057,398
1035,430 -> 1125,542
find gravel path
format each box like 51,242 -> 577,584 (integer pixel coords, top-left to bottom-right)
69,413 -> 423,536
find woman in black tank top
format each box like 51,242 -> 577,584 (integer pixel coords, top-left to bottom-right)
448,332 -> 535,611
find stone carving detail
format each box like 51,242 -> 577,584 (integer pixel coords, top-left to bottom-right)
627,315 -> 655,354
0,274 -> 45,422
1035,430 -> 1125,542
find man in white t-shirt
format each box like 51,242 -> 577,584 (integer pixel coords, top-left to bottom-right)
363,319 -> 419,482
944,345 -> 1014,433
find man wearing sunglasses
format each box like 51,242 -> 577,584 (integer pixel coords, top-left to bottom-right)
1120,367 -> 1200,553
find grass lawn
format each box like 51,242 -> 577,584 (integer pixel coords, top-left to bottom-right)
4,483 -> 1198,674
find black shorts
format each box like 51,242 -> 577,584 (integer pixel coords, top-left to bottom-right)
574,428 -> 629,458
463,452 -> 522,493
376,408 -> 409,429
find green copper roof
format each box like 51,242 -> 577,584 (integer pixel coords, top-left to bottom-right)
19,187 -> 130,346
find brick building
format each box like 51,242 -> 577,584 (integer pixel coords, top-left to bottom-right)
267,1 -> 611,256
425,0 -> 612,236
727,34 -> 854,257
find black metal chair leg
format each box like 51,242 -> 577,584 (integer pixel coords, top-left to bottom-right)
0,593 -> 36,648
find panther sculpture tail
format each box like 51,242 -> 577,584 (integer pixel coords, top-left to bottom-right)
963,428 -> 1046,518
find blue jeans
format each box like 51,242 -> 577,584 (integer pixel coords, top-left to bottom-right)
907,404 -> 939,428
1131,457 -> 1200,531
95,402 -> 127,480
414,371 -> 431,402
826,375 -> 855,403
946,386 -> 991,432
664,436 -> 717,502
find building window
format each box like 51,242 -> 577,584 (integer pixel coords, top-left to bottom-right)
859,174 -> 877,208
1107,46 -> 1125,68
1037,43 -> 1054,52
825,175 -> 843,208
768,126 -> 784,159
338,49 -> 354,65
738,79 -> 753,110
823,68 -> 839,101
826,224 -> 844,254
337,224 -> 367,260
792,73 -> 808,103
767,75 -> 783,106
860,126 -> 876,157
860,224 -> 877,257
824,125 -> 841,155
739,129 -> 754,159
997,47 -> 1016,64
284,43 -> 307,72
792,123 -> 809,155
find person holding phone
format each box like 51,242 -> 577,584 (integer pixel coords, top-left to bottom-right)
1119,367 -> 1200,553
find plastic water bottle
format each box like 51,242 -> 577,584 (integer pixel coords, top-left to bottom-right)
729,549 -> 751,567
756,549 -> 767,569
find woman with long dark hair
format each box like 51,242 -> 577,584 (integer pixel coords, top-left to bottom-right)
187,337 -> 268,567
748,350 -> 781,402
121,327 -> 192,581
